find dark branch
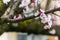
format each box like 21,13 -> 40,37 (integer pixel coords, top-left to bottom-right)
1,7 -> 60,23
45,7 -> 60,14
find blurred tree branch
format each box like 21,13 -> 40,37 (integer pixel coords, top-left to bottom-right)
1,0 -> 21,19
0,7 -> 60,23
0,0 -> 60,23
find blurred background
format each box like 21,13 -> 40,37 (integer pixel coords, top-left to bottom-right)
0,0 -> 60,40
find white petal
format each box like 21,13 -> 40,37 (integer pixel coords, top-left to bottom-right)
49,29 -> 56,34
19,0 -> 30,7
40,9 -> 45,12
44,25 -> 49,29
3,0 -> 10,4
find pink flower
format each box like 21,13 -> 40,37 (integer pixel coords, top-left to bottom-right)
23,7 -> 26,11
16,14 -> 20,18
14,14 -> 22,20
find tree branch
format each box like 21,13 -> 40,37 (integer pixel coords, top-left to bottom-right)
1,0 -> 21,19
2,7 -> 60,23
0,2 -> 60,23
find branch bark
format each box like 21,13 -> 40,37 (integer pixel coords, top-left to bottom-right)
3,7 -> 60,23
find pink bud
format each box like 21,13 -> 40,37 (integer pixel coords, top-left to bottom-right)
16,14 -> 20,18
23,7 -> 26,11
45,22 -> 48,25
39,12 -> 42,15
31,0 -> 35,3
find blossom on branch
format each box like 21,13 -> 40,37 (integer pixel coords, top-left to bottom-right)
19,0 -> 30,7
39,9 -> 52,29
13,14 -> 22,20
